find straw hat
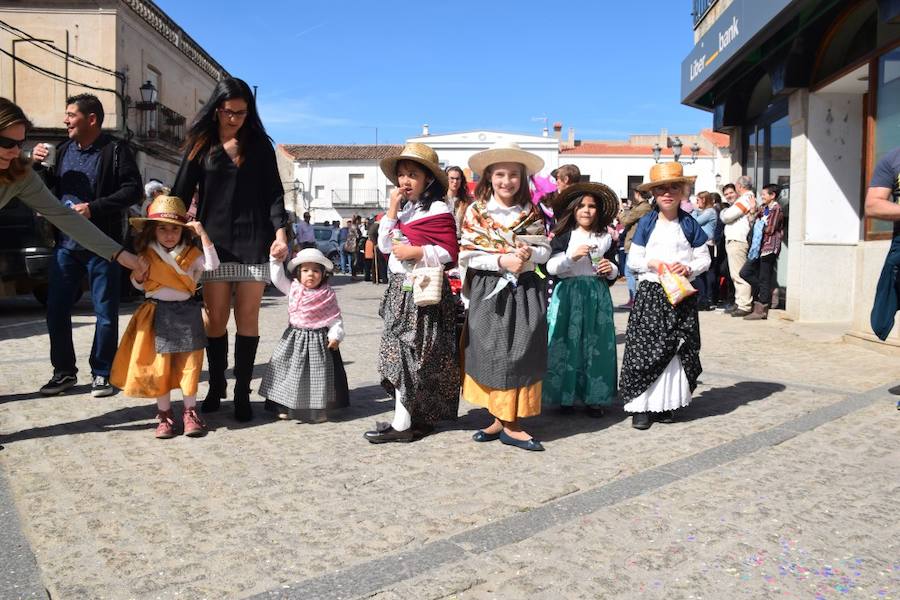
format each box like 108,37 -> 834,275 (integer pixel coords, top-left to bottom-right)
287,247 -> 334,274
468,140 -> 545,178
550,182 -> 620,229
129,195 -> 191,231
380,143 -> 448,189
636,162 -> 696,192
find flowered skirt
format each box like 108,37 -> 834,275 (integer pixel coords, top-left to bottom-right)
543,276 -> 617,407
619,280 -> 702,405
377,273 -> 460,424
259,326 -> 349,410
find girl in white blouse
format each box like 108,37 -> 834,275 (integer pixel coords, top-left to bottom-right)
459,141 -> 550,452
619,163 -> 711,430
544,182 -> 621,417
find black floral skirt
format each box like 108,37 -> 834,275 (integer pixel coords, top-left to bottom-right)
377,273 -> 460,425
619,280 -> 702,404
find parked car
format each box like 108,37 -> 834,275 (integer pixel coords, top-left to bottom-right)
313,225 -> 340,265
0,197 -> 58,304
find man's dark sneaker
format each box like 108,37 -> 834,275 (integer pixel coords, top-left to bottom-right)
91,375 -> 115,398
39,374 -> 77,396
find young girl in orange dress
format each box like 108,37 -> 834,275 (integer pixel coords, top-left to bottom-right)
110,195 -> 220,439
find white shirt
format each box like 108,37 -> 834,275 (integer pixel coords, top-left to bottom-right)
546,228 -> 619,280
377,199 -> 454,274
461,197 -> 550,272
626,218 -> 710,283
721,191 -> 756,242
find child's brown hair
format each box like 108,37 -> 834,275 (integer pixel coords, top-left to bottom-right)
474,162 -> 535,211
133,221 -> 193,253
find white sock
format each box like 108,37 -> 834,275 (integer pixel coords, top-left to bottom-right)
391,389 -> 412,432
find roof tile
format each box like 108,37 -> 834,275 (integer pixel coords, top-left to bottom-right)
278,144 -> 405,161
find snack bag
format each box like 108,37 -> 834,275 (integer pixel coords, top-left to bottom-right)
658,263 -> 696,305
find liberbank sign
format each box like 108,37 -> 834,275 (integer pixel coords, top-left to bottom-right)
681,0 -> 800,106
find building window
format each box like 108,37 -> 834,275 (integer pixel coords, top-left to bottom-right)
314,185 -> 324,199
692,0 -> 718,28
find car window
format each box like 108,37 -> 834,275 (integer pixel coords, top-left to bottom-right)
315,229 -> 331,241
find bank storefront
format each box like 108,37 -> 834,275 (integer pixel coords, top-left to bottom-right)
683,0 -> 900,347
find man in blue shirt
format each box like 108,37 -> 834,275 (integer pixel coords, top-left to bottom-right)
38,94 -> 142,397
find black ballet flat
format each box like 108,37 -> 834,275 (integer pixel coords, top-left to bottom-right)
472,429 -> 501,442
499,431 -> 545,452
631,412 -> 652,430
585,406 -> 605,418
658,410 -> 676,424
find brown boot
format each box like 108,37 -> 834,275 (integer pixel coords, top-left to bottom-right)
743,301 -> 768,320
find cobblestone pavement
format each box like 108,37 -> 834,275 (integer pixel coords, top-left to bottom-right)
0,278 -> 897,600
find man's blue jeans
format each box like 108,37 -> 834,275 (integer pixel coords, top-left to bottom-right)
623,255 -> 637,300
339,249 -> 351,273
46,247 -> 120,377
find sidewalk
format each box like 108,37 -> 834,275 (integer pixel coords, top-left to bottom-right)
0,280 -> 897,599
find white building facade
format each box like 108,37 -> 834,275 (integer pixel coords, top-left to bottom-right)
276,145 -> 402,224
276,128 -> 730,226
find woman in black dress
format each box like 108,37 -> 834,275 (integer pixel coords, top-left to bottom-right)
173,78 -> 288,422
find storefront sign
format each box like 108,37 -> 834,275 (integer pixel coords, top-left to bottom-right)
682,0 -> 800,103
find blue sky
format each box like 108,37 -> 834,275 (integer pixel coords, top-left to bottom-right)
156,1 -> 712,145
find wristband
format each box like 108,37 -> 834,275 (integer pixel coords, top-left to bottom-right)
112,248 -> 124,262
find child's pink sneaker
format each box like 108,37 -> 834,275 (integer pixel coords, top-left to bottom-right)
155,410 -> 176,439
182,406 -> 207,437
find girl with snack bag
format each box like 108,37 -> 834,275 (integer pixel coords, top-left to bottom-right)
619,163 -> 710,430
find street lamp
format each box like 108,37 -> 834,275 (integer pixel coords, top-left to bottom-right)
652,143 -> 662,163
139,80 -> 158,104
690,142 -> 700,163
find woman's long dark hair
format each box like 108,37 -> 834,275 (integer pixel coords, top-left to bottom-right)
182,77 -> 271,165
445,166 -> 471,202
552,194 -> 605,237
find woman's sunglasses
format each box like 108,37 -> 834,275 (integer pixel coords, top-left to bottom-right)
0,136 -> 25,150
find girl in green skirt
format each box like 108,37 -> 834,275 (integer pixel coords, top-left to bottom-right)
544,182 -> 621,417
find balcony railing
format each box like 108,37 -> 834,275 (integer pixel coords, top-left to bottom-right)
134,102 -> 187,148
692,0 -> 718,27
330,189 -> 383,208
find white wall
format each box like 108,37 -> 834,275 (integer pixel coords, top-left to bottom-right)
805,92 -> 864,243
559,155 -> 720,198
289,159 -> 387,224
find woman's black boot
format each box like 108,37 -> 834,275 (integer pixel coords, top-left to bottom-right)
202,334 -> 228,413
233,334 -> 259,422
